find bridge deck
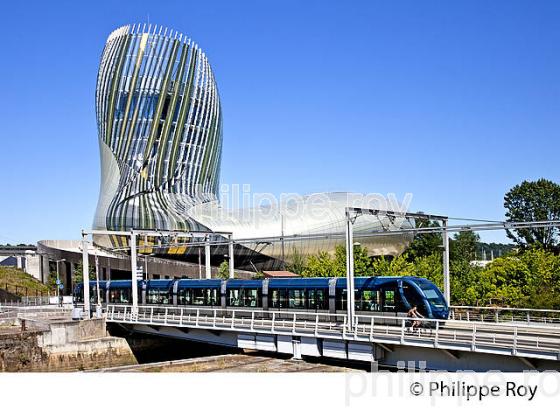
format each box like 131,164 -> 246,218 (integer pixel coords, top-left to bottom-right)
106,304 -> 560,362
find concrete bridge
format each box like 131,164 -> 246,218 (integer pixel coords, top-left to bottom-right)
105,304 -> 560,372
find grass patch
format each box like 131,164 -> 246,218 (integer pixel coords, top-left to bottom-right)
0,266 -> 50,296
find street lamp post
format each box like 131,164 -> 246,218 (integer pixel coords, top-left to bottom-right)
94,251 -> 102,317
55,259 -> 65,307
144,255 -> 148,280
198,248 -> 202,279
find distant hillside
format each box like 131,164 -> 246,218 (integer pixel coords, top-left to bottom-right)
476,242 -> 517,260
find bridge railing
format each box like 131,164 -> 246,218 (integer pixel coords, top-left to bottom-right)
450,306 -> 560,325
105,304 -> 560,360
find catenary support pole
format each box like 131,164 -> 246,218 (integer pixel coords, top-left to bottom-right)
442,219 -> 451,303
345,209 -> 355,331
130,231 -> 138,315
228,234 -> 235,279
205,236 -> 211,279
81,232 -> 91,318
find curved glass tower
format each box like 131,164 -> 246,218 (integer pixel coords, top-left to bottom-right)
94,24 -> 222,233
94,24 -> 413,268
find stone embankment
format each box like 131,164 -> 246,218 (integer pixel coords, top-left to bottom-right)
0,308 -> 136,371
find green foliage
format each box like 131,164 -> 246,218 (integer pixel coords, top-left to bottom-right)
302,251 -> 339,277
371,255 -> 414,277
334,245 -> 372,276
406,219 -> 443,260
217,261 -> 230,280
253,271 -> 265,279
480,249 -> 560,308
301,244 -> 372,277
450,231 -> 479,262
286,246 -> 306,275
504,178 -> 560,252
298,241 -> 560,309
73,262 -> 96,283
410,253 -> 443,289
0,266 -> 50,295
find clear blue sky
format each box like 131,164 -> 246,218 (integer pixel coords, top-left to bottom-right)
0,0 -> 558,244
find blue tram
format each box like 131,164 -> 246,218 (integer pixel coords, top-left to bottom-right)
74,276 -> 448,320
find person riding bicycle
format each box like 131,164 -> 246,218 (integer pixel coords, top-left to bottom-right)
407,305 -> 424,331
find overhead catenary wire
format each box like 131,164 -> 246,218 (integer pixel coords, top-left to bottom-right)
96,219 -> 560,253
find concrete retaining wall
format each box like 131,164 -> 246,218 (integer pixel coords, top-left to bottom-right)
0,318 -> 137,371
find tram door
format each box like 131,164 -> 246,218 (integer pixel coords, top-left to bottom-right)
401,283 -> 428,317
379,285 -> 403,313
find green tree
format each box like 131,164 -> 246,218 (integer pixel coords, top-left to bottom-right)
450,231 -> 479,263
371,255 -> 414,277
333,244 -> 372,276
302,251 -> 338,277
217,261 -> 230,279
73,261 -> 96,283
406,219 -> 443,260
474,249 -> 560,308
286,246 -> 307,275
302,244 -> 372,277
504,178 -> 560,252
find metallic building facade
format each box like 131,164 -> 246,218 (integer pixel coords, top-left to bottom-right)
94,25 -> 412,268
94,24 -> 222,234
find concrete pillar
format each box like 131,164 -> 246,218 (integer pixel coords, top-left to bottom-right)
41,255 -> 51,284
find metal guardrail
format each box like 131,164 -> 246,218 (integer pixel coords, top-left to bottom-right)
450,306 -> 560,325
0,298 -> 53,307
0,305 -> 72,319
0,283 -> 49,298
106,304 -> 560,361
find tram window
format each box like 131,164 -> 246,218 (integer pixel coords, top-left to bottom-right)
307,289 -> 327,310
193,288 -> 207,305
336,289 -> 347,310
177,289 -> 191,305
358,290 -> 378,311
228,289 -> 240,307
147,289 -> 170,304
271,289 -> 287,309
402,284 -> 424,310
336,289 -> 361,310
109,289 -> 131,304
206,289 -> 218,306
383,290 -> 395,311
317,289 -> 327,310
288,289 -> 305,309
90,286 -> 105,303
247,289 -> 259,307
228,289 -> 260,308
